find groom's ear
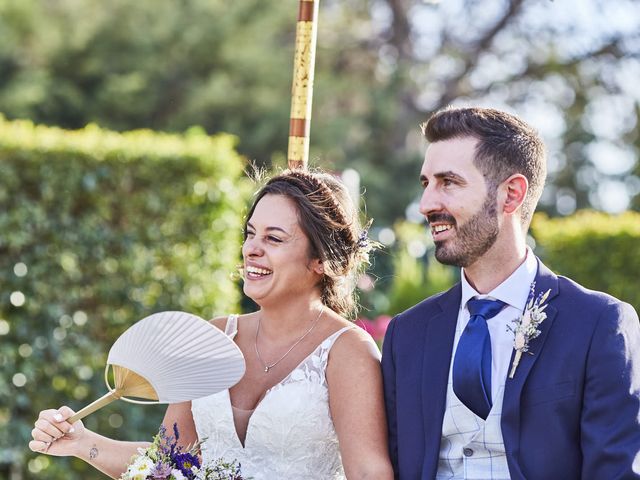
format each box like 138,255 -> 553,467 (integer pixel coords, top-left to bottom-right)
501,174 -> 528,215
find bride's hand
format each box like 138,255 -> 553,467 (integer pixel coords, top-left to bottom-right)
28,406 -> 85,457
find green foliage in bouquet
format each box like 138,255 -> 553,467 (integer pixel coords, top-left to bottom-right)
0,115 -> 249,479
531,210 -> 640,313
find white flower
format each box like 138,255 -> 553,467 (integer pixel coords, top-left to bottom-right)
508,284 -> 551,378
122,455 -> 154,480
171,469 -> 186,480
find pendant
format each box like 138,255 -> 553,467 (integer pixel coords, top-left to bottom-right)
264,366 -> 270,373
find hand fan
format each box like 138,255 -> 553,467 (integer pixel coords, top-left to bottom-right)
68,311 -> 245,423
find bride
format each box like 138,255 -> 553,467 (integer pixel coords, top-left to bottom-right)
29,169 -> 394,479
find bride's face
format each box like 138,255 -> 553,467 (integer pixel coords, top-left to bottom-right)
242,194 -> 323,306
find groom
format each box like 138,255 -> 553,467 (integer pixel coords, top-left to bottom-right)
381,106 -> 640,479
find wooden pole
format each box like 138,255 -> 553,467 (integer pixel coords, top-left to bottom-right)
288,0 -> 320,170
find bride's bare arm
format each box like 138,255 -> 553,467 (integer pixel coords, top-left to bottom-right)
29,406 -> 149,479
327,328 -> 394,479
29,402 -> 198,479
161,401 -> 199,449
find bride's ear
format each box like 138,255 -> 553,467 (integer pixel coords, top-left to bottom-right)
310,258 -> 324,275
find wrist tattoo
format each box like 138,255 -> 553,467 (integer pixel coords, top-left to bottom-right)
89,444 -> 98,460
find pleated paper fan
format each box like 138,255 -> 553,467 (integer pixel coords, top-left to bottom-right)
69,311 -> 245,423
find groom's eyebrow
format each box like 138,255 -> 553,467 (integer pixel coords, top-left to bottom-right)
421,171 -> 467,183
437,171 -> 465,181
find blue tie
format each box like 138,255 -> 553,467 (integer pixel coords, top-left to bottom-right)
453,298 -> 506,420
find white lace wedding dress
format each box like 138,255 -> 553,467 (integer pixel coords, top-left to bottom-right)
191,315 -> 351,479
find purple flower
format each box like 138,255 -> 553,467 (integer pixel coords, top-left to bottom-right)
151,462 -> 172,479
169,422 -> 182,457
173,452 -> 200,478
156,425 -> 172,456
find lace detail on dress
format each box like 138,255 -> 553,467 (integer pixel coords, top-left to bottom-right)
192,322 -> 353,480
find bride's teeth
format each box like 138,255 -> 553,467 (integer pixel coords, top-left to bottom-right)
246,266 -> 272,275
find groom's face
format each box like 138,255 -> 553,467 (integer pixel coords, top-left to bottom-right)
419,136 -> 500,268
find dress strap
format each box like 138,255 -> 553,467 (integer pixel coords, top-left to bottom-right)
312,326 -> 356,386
322,326 -> 355,351
225,314 -> 239,339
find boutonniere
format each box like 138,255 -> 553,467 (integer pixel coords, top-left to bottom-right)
507,282 -> 551,379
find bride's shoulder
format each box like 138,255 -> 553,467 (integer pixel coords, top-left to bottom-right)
326,315 -> 381,362
325,317 -> 382,388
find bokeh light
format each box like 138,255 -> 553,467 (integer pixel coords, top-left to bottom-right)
13,262 -> 28,277
10,291 -> 25,307
12,373 -> 27,387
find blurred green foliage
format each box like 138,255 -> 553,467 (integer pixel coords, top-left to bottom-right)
360,221 -> 457,318
4,0 -> 637,225
0,115 -> 249,479
385,222 -> 456,316
531,210 -> 640,312
0,0 -> 295,166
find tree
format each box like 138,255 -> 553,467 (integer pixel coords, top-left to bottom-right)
1,0 -> 638,224
313,0 -> 640,220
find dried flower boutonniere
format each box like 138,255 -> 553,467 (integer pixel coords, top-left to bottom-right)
507,283 -> 552,379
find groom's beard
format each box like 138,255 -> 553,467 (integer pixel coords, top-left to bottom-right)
430,191 -> 499,268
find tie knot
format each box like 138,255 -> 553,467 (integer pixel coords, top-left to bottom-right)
467,298 -> 506,320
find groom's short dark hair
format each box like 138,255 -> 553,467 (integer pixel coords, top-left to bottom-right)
421,106 -> 546,228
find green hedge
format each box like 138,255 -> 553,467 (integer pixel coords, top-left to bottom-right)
0,115 -> 248,479
531,210 -> 640,313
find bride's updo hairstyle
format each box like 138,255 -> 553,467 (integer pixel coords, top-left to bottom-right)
244,168 -> 374,319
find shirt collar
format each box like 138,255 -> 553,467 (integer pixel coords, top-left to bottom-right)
460,247 -> 538,312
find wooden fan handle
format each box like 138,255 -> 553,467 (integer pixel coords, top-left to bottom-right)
68,390 -> 120,424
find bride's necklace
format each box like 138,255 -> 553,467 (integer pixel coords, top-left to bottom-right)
254,307 -> 324,373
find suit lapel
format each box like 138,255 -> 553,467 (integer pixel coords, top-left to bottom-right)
421,283 -> 461,478
502,258 -> 559,476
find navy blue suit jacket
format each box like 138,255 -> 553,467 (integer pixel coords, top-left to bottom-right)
382,258 -> 640,479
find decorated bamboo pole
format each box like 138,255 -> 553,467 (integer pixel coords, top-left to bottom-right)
288,0 -> 320,170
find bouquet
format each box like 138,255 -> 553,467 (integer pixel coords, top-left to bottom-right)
121,424 -> 246,480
